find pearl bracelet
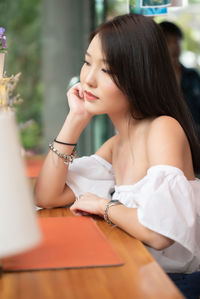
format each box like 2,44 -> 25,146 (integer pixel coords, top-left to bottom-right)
48,143 -> 76,165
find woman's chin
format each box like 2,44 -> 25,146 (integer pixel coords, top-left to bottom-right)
84,101 -> 103,115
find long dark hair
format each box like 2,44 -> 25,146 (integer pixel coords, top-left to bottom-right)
90,13 -> 200,173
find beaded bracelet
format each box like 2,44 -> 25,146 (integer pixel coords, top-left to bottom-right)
48,143 -> 76,165
104,200 -> 123,225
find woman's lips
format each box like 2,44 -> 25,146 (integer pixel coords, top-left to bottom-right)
84,90 -> 99,101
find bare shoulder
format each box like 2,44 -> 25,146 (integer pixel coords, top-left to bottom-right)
95,134 -> 119,164
149,115 -> 186,139
147,116 -> 192,170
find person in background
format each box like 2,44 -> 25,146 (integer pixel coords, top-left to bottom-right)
35,14 -> 200,298
159,21 -> 200,141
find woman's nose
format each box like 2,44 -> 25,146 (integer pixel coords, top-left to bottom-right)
85,69 -> 97,87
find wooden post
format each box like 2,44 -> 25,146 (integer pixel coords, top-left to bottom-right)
42,0 -> 93,155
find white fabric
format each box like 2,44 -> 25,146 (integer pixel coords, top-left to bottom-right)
66,154 -> 200,273
66,155 -> 115,199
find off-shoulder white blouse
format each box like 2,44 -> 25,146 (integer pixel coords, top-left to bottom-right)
66,154 -> 200,273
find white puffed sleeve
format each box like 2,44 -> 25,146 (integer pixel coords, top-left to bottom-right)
109,165 -> 200,272
66,154 -> 115,199
114,165 -> 200,272
135,166 -> 200,255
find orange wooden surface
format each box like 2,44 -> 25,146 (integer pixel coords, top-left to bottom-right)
0,207 -> 185,299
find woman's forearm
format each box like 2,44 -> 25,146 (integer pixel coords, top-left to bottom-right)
70,195 -> 174,250
99,202 -> 174,250
34,113 -> 88,208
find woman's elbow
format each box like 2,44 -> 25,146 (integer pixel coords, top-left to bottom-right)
34,186 -> 54,209
34,193 -> 52,209
34,185 -> 75,209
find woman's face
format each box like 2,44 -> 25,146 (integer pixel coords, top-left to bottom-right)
80,34 -> 130,117
165,34 -> 182,66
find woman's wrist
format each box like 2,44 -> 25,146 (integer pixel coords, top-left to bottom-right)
99,198 -> 109,216
67,111 -> 92,127
56,113 -> 88,144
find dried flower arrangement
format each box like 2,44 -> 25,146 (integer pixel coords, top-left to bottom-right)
0,28 -> 22,110
0,27 -> 8,53
0,73 -> 23,109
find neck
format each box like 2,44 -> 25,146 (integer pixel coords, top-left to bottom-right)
109,112 -> 140,142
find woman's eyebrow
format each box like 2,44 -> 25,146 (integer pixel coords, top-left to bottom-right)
85,51 -> 108,63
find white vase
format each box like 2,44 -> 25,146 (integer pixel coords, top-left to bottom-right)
0,53 -> 5,79
0,110 -> 41,258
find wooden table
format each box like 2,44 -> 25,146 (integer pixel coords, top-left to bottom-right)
0,207 -> 184,299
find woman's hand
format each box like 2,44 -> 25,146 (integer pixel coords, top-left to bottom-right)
67,83 -> 93,123
70,192 -> 108,217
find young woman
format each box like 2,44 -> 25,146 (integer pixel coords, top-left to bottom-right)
35,14 -> 200,298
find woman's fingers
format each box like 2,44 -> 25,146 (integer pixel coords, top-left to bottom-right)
70,193 -> 106,216
67,82 -> 83,99
71,209 -> 89,216
77,84 -> 84,98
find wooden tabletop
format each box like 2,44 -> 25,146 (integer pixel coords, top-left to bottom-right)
0,207 -> 184,299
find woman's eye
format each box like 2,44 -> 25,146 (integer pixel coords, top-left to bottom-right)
102,68 -> 111,74
83,60 -> 90,66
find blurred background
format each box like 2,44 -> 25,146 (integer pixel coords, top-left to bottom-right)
0,0 -> 199,156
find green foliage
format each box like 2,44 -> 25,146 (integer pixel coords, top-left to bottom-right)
106,0 -> 128,18
189,0 -> 200,3
20,120 -> 41,150
0,0 -> 42,152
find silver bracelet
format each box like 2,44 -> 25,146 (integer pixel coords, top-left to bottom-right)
48,143 -> 76,165
104,200 -> 122,225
